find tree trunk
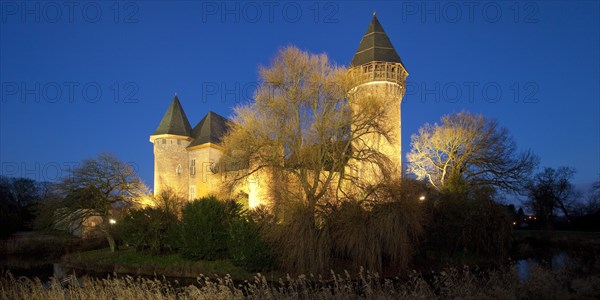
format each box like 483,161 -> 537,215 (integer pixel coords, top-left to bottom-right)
102,221 -> 118,253
106,232 -> 118,252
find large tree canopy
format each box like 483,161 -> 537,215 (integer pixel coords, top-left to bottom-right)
219,46 -> 393,209
51,153 -> 147,251
407,111 -> 538,193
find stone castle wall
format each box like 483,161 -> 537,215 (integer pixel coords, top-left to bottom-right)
188,145 -> 225,199
152,136 -> 191,197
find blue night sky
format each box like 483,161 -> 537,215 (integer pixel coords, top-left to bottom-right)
1,1 -> 599,195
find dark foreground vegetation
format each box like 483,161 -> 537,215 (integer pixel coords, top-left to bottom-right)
104,181 -> 516,277
2,259 -> 600,300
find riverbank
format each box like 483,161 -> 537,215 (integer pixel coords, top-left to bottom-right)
3,230 -> 600,290
60,248 -> 256,280
2,231 -> 600,298
5,229 -> 598,281
512,230 -> 600,261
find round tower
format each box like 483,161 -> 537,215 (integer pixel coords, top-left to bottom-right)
150,95 -> 192,197
348,13 -> 408,182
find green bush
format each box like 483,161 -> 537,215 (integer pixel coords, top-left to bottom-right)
464,198 -> 513,258
119,207 -> 179,254
228,217 -> 277,272
179,196 -> 242,260
424,189 -> 513,261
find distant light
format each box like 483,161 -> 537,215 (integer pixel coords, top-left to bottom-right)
512,221 -> 517,225
419,195 -> 426,201
109,219 -> 117,225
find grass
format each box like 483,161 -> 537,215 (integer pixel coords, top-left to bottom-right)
70,248 -> 189,267
515,230 -> 600,241
0,233 -> 105,258
2,261 -> 600,299
61,248 -> 253,280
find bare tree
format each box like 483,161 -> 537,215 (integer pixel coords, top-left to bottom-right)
525,167 -> 578,227
586,180 -> 600,213
218,46 -> 393,211
146,186 -> 187,218
0,176 -> 53,207
53,153 -> 148,251
407,111 -> 538,193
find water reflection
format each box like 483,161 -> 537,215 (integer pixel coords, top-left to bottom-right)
517,251 -> 569,281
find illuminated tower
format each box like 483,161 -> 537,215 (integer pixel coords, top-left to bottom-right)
187,111 -> 230,199
348,13 -> 408,181
149,95 -> 192,196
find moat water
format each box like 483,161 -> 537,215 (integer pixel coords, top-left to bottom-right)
1,249 -> 590,285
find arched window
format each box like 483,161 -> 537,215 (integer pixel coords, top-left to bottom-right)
176,164 -> 182,175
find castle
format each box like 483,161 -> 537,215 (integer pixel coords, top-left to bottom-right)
150,14 -> 408,206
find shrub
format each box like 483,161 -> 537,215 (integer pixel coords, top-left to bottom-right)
119,207 -> 179,254
179,196 -> 242,260
261,202 -> 330,274
327,180 -> 426,273
227,216 -> 277,272
424,188 -> 513,261
326,201 -> 374,270
464,198 -> 513,258
0,200 -> 22,239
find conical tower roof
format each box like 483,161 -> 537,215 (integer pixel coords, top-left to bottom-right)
152,95 -> 192,137
350,13 -> 405,68
187,111 -> 230,148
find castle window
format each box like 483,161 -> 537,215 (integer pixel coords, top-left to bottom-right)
176,164 -> 182,175
162,139 -> 166,144
189,186 -> 196,200
190,159 -> 196,175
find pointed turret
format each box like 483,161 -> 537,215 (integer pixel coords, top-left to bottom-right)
350,12 -> 405,68
152,95 -> 192,137
348,13 -> 408,181
187,111 -> 230,149
150,95 -> 193,197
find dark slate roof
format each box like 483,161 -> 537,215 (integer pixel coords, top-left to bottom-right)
350,13 -> 405,68
187,111 -> 230,148
152,95 -> 192,137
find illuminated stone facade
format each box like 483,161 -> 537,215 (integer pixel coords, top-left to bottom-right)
150,13 -> 407,207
